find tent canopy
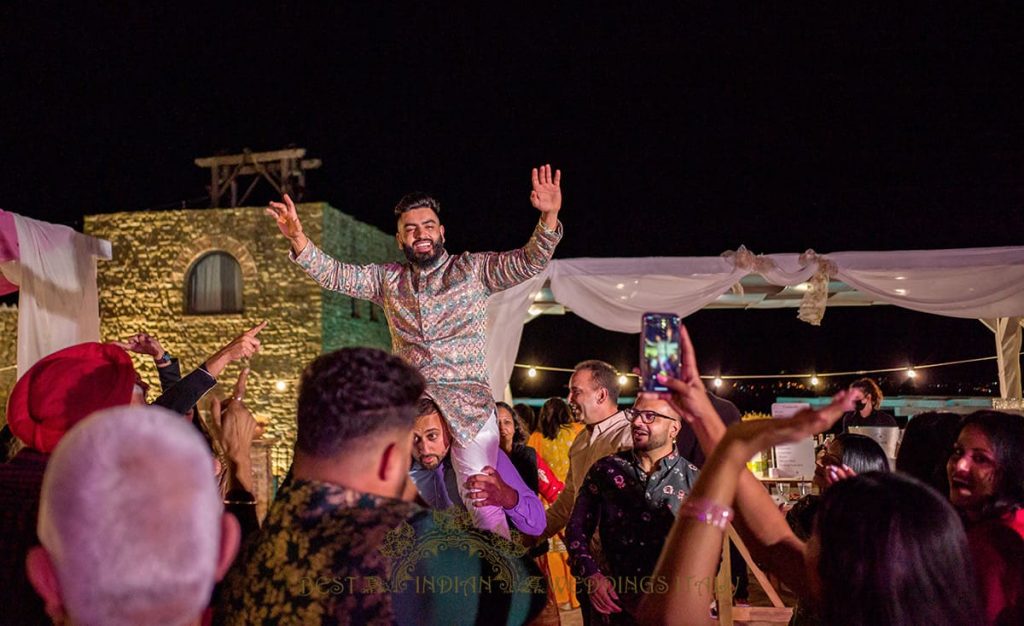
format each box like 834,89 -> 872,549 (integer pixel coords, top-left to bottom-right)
486,245 -> 1024,401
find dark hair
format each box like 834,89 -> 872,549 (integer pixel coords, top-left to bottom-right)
295,348 -> 425,458
538,397 -> 573,440
496,401 -> 528,445
831,433 -> 890,474
416,396 -> 441,418
393,192 -> 441,219
896,411 -> 962,496
850,377 -> 884,409
955,410 -> 1024,520
574,359 -> 620,405
513,403 -> 538,434
816,472 -> 980,626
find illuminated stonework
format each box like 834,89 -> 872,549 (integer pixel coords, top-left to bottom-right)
85,203 -> 398,478
0,304 -> 17,416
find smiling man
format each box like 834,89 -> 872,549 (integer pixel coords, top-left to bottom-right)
266,165 -> 562,538
564,393 -> 699,624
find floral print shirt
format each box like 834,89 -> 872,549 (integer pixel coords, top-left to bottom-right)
565,450 -> 700,580
216,478 -> 545,625
292,220 -> 562,445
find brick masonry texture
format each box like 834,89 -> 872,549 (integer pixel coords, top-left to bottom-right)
0,305 -> 17,417
83,203 -> 399,478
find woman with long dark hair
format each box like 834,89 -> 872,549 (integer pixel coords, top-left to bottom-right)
947,410 -> 1024,625
787,433 -> 890,541
895,411 -> 962,495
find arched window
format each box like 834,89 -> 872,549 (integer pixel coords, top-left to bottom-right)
186,252 -> 243,314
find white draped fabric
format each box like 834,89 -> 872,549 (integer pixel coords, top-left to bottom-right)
0,213 -> 112,376
485,246 -> 1024,400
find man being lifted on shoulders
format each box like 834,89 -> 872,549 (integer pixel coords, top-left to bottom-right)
266,165 -> 563,537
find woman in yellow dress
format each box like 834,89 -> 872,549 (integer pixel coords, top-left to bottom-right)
527,397 -> 585,610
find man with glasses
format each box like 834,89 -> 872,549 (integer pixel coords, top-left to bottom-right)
564,394 -> 699,624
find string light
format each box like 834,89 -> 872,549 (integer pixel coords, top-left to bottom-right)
274,380 -> 288,392
511,351 -> 1022,383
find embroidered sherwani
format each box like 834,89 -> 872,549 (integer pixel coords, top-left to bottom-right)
291,219 -> 562,445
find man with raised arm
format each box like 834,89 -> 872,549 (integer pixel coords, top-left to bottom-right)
266,165 -> 563,537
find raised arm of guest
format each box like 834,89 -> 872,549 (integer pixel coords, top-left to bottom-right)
113,332 -> 180,389
636,393 -> 853,625
654,325 -> 819,594
151,321 -> 266,416
211,368 -> 260,540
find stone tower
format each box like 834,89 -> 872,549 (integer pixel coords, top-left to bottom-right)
84,202 -> 400,479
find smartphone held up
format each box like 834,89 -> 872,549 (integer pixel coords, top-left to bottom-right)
639,312 -> 682,392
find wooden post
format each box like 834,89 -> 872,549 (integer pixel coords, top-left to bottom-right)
717,530 -> 733,625
195,148 -> 322,208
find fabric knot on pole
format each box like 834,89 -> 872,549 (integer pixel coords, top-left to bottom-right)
796,249 -> 836,326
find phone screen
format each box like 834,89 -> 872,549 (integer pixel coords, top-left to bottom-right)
640,313 -> 682,392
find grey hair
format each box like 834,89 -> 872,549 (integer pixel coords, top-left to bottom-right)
37,405 -> 223,626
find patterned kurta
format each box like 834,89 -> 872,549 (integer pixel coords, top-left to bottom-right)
215,478 -> 544,625
293,220 -> 562,445
566,450 -> 700,581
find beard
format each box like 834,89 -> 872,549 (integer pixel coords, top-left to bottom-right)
402,234 -> 446,266
418,454 -> 442,470
633,428 -> 670,452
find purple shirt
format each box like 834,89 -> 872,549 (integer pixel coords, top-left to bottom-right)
410,449 -> 546,536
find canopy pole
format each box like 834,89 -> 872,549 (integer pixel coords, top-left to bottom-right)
981,317 -> 1023,400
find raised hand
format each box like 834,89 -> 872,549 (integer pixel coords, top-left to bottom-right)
657,325 -> 719,426
113,332 -> 166,359
266,193 -> 308,253
530,164 -> 562,217
823,463 -> 857,487
723,391 -> 855,456
205,321 -> 268,378
210,376 -> 258,493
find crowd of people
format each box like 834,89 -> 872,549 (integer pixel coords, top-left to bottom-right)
0,323 -> 1021,625
0,171 -> 1022,625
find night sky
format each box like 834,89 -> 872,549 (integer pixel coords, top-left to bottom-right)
3,5 -> 1022,409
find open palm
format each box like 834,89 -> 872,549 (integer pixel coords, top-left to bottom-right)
530,164 -> 562,213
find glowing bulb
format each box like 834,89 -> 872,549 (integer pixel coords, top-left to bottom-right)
527,367 -> 537,378
618,374 -> 628,386
713,377 -> 723,388
907,368 -> 917,379
274,380 -> 288,392
810,376 -> 820,386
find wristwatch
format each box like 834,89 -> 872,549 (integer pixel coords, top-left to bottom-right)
155,352 -> 172,366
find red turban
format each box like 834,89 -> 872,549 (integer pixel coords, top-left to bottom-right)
6,342 -> 137,453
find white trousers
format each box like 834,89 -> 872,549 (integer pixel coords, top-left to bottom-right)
449,413 -> 510,538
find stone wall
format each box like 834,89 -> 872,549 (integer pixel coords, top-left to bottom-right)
320,208 -> 400,351
85,202 -> 397,478
0,304 -> 17,421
